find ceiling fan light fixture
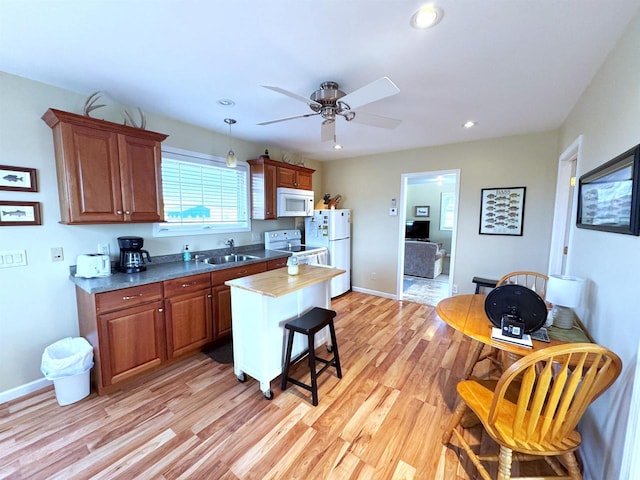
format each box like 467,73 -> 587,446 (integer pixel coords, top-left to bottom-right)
217,98 -> 235,107
224,118 -> 237,168
411,6 -> 444,29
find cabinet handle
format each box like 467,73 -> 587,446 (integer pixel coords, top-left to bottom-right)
116,210 -> 123,215
158,308 -> 164,312
125,210 -> 131,215
181,282 -> 196,288
207,294 -> 212,299
122,293 -> 143,300
235,270 -> 247,277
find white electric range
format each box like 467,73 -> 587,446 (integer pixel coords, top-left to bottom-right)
264,229 -> 328,264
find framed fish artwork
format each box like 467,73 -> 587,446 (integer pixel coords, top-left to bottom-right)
479,186 -> 526,236
0,165 -> 38,192
0,201 -> 42,226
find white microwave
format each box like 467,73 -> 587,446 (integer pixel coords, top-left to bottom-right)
277,187 -> 314,217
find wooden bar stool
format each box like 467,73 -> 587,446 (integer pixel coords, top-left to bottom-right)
281,307 -> 342,406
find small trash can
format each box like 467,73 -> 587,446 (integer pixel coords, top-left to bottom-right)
41,337 -> 94,406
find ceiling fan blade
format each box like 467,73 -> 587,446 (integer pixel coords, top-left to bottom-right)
321,121 -> 335,142
257,113 -> 319,126
261,85 -> 321,106
340,77 -> 400,110
350,111 -> 402,129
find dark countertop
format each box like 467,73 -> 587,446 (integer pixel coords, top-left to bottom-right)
70,249 -> 290,294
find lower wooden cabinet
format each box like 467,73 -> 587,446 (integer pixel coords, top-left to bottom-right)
76,258 -> 286,394
98,300 -> 166,386
164,273 -> 213,358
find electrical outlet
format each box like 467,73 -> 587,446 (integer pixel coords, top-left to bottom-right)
252,232 -> 261,242
371,271 -> 377,280
51,247 -> 64,262
97,243 -> 110,255
452,284 -> 458,294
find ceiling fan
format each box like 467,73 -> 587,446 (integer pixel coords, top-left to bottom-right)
258,77 -> 401,142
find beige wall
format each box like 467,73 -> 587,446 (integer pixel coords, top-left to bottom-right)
559,11 -> 640,479
321,131 -> 559,296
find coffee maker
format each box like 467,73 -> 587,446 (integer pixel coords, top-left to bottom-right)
117,236 -> 151,273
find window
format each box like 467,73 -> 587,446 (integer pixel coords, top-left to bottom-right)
440,192 -> 455,231
154,147 -> 250,237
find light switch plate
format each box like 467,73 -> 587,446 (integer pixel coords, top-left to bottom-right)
0,249 -> 27,268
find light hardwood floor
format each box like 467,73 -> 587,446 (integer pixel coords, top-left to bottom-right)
1,292 -> 556,479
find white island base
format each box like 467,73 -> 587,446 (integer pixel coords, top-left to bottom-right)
226,265 -> 345,399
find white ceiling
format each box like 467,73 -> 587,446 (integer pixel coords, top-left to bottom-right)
1,1 -> 638,161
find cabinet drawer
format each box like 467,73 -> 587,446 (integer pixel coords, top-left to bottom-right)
96,282 -> 163,313
267,257 -> 288,270
211,262 -> 267,285
164,273 -> 212,297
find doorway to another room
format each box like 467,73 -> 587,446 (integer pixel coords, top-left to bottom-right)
399,170 -> 459,306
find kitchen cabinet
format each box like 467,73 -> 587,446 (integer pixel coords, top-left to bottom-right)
277,164 -> 313,190
77,282 -> 165,394
248,156 -> 315,219
42,108 -> 168,224
211,262 -> 267,340
267,257 -> 289,270
164,273 -> 213,358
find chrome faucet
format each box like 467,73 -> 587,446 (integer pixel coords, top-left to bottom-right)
226,238 -> 235,254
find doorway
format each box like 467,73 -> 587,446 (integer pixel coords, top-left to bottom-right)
549,135 -> 582,276
398,170 -> 460,305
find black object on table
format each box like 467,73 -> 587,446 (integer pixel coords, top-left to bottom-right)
472,276 -> 498,294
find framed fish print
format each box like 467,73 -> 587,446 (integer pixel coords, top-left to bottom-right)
479,187 -> 526,235
0,165 -> 38,192
0,201 -> 42,226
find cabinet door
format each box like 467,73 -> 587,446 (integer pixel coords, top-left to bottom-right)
250,162 -> 277,220
165,289 -> 213,358
296,171 -> 313,190
62,124 -> 124,223
118,135 -> 164,222
98,300 -> 165,386
213,285 -> 232,339
277,166 -> 297,188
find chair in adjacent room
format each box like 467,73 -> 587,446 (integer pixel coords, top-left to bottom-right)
472,271 -> 550,378
442,343 -> 622,480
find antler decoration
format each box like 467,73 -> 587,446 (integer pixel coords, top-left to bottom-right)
123,107 -> 147,129
83,91 -> 106,116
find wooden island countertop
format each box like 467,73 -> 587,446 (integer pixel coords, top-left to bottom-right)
225,264 -> 346,298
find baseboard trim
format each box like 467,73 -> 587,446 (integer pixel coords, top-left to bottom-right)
0,377 -> 52,404
351,286 -> 399,300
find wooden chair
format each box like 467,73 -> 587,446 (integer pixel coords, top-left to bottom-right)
497,271 -> 549,299
442,343 -> 622,480
473,271 -> 550,377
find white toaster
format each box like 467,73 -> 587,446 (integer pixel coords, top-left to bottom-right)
75,254 -> 111,278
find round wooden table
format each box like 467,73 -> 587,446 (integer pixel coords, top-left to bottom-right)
436,294 -> 584,378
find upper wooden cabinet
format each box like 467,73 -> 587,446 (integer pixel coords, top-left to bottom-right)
42,109 -> 168,224
277,164 -> 313,190
248,156 -> 315,220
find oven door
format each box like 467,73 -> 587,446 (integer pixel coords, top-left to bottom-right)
277,188 -> 314,217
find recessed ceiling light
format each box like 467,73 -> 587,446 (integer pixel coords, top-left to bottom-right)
217,99 -> 235,107
463,121 -> 477,129
333,143 -> 343,150
410,6 -> 444,29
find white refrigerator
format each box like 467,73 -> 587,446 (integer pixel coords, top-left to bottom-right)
305,209 -> 351,298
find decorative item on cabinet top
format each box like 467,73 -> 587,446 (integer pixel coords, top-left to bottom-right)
83,90 -> 147,129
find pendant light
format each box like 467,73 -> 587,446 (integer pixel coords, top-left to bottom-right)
224,118 -> 237,168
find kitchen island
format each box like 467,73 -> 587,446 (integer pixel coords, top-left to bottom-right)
225,264 -> 346,399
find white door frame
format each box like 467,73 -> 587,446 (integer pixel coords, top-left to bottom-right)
397,169 -> 461,299
548,135 -> 582,276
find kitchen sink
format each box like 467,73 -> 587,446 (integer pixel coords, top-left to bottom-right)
204,254 -> 259,265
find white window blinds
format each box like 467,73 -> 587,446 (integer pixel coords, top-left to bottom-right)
154,147 -> 250,236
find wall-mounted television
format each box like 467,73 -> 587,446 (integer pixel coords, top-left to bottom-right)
405,220 -> 430,239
